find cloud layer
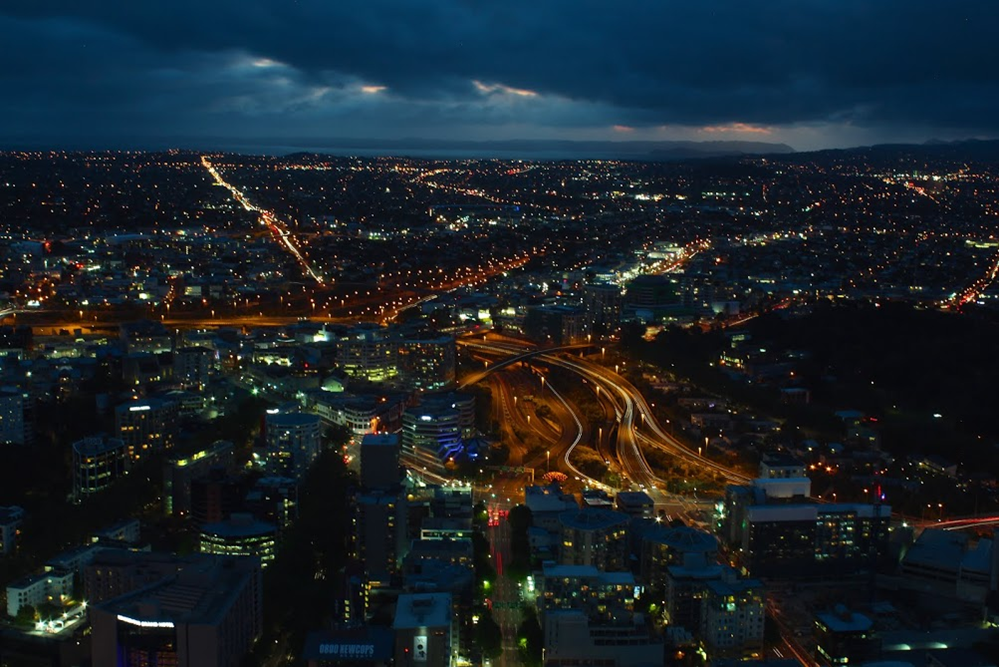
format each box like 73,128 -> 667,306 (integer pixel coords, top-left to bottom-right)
2,1 -> 997,149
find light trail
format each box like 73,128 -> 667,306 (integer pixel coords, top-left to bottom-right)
201,156 -> 325,284
461,338 -> 751,486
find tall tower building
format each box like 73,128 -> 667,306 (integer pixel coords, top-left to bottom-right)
265,412 -> 323,480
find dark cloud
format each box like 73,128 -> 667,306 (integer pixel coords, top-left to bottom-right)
2,1 -> 998,148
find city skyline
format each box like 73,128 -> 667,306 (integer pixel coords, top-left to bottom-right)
2,1 -> 999,153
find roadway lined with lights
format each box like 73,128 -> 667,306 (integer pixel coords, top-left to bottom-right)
460,338 -> 751,502
201,156 -> 325,284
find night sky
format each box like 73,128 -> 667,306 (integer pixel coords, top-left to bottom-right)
2,1 -> 997,151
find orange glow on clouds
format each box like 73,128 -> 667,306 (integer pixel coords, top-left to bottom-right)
700,122 -> 773,135
612,125 -> 635,132
360,85 -> 387,94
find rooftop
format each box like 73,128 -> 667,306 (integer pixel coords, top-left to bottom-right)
816,606 -> 873,633
559,507 -> 629,531
393,592 -> 452,629
94,556 -> 259,627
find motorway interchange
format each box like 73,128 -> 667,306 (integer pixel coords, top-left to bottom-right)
457,333 -> 750,515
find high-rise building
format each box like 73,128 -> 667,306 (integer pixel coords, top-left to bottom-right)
72,436 -> 129,501
265,411 -> 323,479
421,392 -> 476,440
700,574 -> 765,658
558,508 -> 630,572
191,469 -> 247,527
163,440 -> 234,516
582,283 -> 623,336
199,514 -> 277,567
115,398 -> 178,461
664,555 -> 764,659
173,346 -> 213,389
0,387 -> 29,445
401,406 -> 463,462
538,563 -> 661,667
721,477 -> 890,577
397,335 -> 457,391
538,564 -> 637,622
89,555 -> 262,667
355,491 -> 407,583
335,324 -> 399,384
633,521 -> 719,591
360,433 -> 401,489
245,476 -> 299,531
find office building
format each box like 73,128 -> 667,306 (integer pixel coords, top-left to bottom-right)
163,440 -> 235,516
558,508 -> 630,571
199,514 -> 277,567
624,274 -> 682,309
72,435 -> 129,501
421,391 -> 476,440
401,405 -> 463,462
392,592 -> 454,667
0,505 -> 24,555
265,411 -> 323,479
307,391 -> 406,437
115,398 -> 178,461
89,555 -> 262,667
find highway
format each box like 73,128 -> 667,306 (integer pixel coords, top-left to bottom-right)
202,156 -> 326,284
459,337 -> 751,501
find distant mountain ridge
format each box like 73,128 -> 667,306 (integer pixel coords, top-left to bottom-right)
194,136 -> 797,160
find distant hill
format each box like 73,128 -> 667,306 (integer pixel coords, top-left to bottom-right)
790,138 -> 999,164
195,136 -> 797,161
